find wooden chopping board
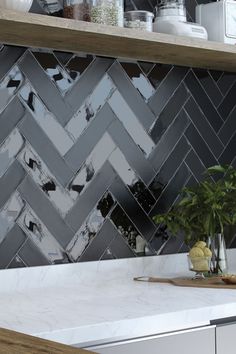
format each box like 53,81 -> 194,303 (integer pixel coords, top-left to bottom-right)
134,276 -> 236,289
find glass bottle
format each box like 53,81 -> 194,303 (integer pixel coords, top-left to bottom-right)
90,0 -> 123,27
63,0 -> 91,21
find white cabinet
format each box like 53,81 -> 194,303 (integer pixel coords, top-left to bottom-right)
216,323 -> 236,354
89,327 -> 215,354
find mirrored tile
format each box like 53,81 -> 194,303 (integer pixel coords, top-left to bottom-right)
66,192 -> 115,261
109,91 -> 155,156
109,149 -> 155,212
65,54 -> 94,81
0,129 -> 24,178
148,64 -> 172,90
0,192 -> 24,244
0,65 -> 24,111
32,51 -> 74,95
18,144 -> 74,216
8,255 -> 26,269
19,82 -> 74,155
69,133 -> 116,199
109,204 -> 154,255
100,247 -> 116,260
17,206 -> 67,264
120,62 -> 155,100
66,74 -> 116,140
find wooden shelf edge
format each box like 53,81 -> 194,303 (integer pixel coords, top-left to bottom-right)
0,9 -> 235,71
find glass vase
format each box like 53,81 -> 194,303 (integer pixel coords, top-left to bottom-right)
208,234 -> 228,275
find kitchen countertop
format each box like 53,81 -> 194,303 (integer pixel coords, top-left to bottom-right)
1,251 -> 236,348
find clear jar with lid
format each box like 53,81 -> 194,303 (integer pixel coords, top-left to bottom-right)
124,11 -> 154,32
90,0 -> 123,27
63,0 -> 91,21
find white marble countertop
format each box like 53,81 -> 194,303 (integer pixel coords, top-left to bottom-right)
1,251 -> 236,347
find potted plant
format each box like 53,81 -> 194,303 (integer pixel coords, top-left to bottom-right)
153,165 -> 236,275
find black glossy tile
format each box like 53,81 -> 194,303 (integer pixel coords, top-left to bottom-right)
132,0 -> 153,11
19,239 -> 50,266
149,109 -> 190,171
0,46 -> 26,81
217,72 -> 236,95
8,255 -> 26,269
193,68 -> 223,106
184,149 -> 206,182
148,64 -> 172,90
184,97 -> 224,157
218,106 -> 236,145
149,136 -> 190,199
184,71 -> 223,131
218,81 -> 236,120
149,66 -> 189,116
185,123 -> 218,167
219,132 -> 236,166
150,84 -> 189,143
109,234 -> 136,258
65,54 -> 94,81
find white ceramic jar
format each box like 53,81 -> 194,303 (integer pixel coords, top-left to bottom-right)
0,0 -> 33,12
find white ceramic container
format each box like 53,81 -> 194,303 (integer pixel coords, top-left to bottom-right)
0,0 -> 33,12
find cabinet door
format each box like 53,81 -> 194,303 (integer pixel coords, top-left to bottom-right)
89,327 -> 215,354
216,323 -> 236,354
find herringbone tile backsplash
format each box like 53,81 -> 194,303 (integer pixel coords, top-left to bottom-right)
0,0 -> 236,268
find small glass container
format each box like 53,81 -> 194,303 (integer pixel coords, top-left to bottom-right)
63,0 -> 91,21
90,0 -> 124,27
124,11 -> 154,32
188,255 -> 211,279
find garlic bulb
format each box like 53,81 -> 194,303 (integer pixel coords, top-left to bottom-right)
0,0 -> 33,12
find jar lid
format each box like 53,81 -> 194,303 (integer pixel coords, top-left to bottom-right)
124,10 -> 154,18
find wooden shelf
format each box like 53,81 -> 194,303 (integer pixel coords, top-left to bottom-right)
0,9 -> 236,72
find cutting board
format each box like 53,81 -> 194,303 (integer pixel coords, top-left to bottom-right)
134,276 -> 236,289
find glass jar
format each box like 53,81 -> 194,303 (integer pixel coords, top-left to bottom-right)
63,0 -> 91,21
90,0 -> 123,27
124,11 -> 154,32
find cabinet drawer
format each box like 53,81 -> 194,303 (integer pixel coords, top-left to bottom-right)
89,327 -> 215,354
216,323 -> 236,354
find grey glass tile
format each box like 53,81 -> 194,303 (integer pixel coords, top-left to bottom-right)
119,61 -> 155,100
184,149 -> 206,182
148,64 -> 172,90
66,162 -> 116,232
150,84 -> 190,144
219,131 -> 236,166
8,255 -> 26,269
0,97 -> 25,145
65,54 -> 94,81
79,220 -> 117,262
184,97 -> 224,158
65,104 -> 116,172
18,112 -> 74,187
217,72 -> 236,95
193,68 -> 223,106
218,105 -> 236,145
0,46 -> 25,81
110,177 -> 156,241
18,175 -> 74,248
18,51 -> 73,126
0,224 -> 26,268
66,192 -> 115,261
149,66 -> 189,116
66,57 -> 113,112
0,160 -> 26,210
149,110 -> 190,171
18,239 -> 50,267
108,61 -> 156,130
218,81 -> 236,121
0,65 -> 24,111
108,119 -> 156,184
109,233 -> 136,259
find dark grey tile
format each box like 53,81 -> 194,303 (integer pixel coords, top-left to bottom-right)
108,119 -> 156,185
148,64 -> 173,90
18,112 -> 74,187
149,109 -> 190,171
219,131 -> 236,166
18,175 -> 74,248
185,123 -> 218,167
79,220 -> 117,262
193,68 -> 223,106
218,81 -> 236,121
0,46 -> 26,81
110,177 -> 156,241
0,97 -> 25,145
108,61 -> 156,130
150,84 -> 190,144
149,136 -> 190,199
0,225 -> 26,268
65,54 -> 94,81
218,105 -> 236,145
66,162 -> 116,232
18,239 -> 50,267
109,233 -> 136,259
65,104 -> 115,172
0,161 -> 26,210
217,72 -> 236,95
149,66 -> 189,116
184,149 -> 206,182
18,51 -> 73,126
184,70 -> 223,131
184,97 -> 224,158
66,57 -> 113,112
8,255 -> 26,269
